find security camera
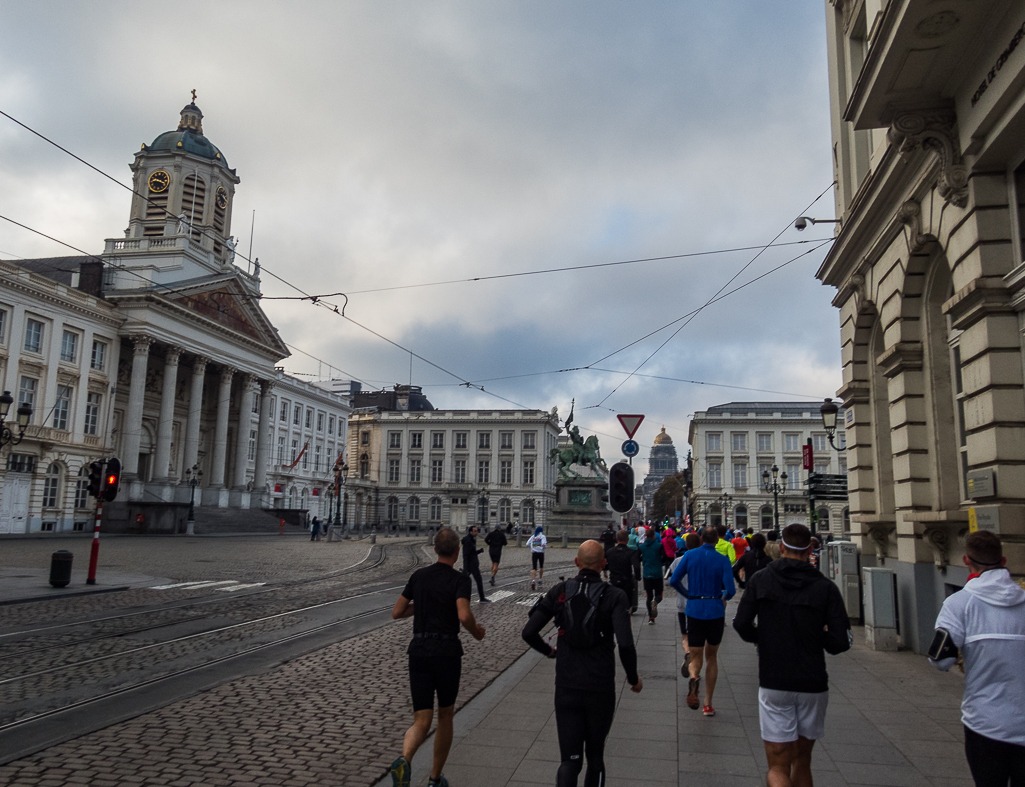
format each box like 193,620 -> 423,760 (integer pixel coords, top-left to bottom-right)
794,216 -> 809,231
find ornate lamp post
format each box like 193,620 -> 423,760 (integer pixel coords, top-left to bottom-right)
761,464 -> 788,538
0,390 -> 32,449
820,398 -> 841,449
478,485 -> 489,532
716,492 -> 734,531
333,459 -> 347,535
185,464 -> 202,536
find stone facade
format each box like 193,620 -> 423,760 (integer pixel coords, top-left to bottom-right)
817,0 -> 1025,651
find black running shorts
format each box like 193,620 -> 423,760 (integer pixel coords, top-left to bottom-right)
686,615 -> 725,647
678,612 -> 688,636
532,552 -> 545,570
489,549 -> 502,564
408,653 -> 461,712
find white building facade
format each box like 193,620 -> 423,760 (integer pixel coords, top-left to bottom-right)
688,402 -> 848,534
345,401 -> 559,532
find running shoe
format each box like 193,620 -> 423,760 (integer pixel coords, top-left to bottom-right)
703,705 -> 715,717
389,756 -> 411,787
530,580 -> 536,590
490,577 -> 495,586
651,598 -> 659,618
427,777 -> 449,787
648,618 -> 655,625
686,678 -> 701,710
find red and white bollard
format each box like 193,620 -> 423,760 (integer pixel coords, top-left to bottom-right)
86,498 -> 103,585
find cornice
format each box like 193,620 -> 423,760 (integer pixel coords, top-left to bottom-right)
0,265 -> 123,327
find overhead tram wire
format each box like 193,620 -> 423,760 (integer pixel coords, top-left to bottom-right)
585,183 -> 838,409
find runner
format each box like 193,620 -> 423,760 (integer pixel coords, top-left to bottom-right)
527,525 -> 547,590
484,523 -> 508,586
639,525 -> 665,624
669,533 -> 701,676
731,529 -> 749,560
733,532 -> 773,589
522,540 -> 642,787
669,526 -> 735,716
605,529 -> 637,613
715,525 -> 737,564
733,523 -> 851,787
389,527 -> 487,787
662,526 -> 678,578
461,526 -> 490,603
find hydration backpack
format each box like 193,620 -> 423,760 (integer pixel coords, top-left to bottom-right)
556,578 -> 608,650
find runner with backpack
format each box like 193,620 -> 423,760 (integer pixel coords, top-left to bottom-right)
522,540 -> 642,787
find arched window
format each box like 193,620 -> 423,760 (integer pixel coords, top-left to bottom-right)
429,497 -> 443,522
42,463 -> 60,509
74,466 -> 90,510
734,504 -> 748,530
817,508 -> 830,530
387,496 -> 399,522
522,499 -> 535,525
842,507 -> 850,533
760,505 -> 773,529
498,498 -> 511,522
408,497 -> 420,521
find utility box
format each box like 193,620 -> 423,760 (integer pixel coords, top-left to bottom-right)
863,567 -> 898,651
825,541 -> 860,622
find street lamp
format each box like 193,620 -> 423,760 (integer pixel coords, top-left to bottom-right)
717,493 -> 733,531
0,390 -> 32,449
478,485 -> 489,532
185,464 -> 202,536
820,398 -> 841,449
761,464 -> 788,537
333,458 -> 348,535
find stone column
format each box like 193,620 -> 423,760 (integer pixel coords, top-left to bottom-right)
152,346 -> 183,482
182,356 -> 208,477
122,335 -> 153,477
253,380 -> 273,490
209,366 -> 235,487
233,374 -> 257,489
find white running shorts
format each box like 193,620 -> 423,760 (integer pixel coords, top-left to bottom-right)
758,688 -> 829,743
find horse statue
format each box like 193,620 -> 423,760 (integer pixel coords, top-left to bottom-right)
549,426 -> 607,479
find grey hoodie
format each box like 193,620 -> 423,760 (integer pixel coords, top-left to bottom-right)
932,569 -> 1025,745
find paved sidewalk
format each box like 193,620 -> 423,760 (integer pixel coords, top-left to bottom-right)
388,594 -> 972,787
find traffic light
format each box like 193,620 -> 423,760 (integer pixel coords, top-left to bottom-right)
86,461 -> 103,498
608,461 -> 634,514
102,457 -> 122,502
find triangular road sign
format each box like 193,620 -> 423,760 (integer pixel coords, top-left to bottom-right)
617,414 -> 644,439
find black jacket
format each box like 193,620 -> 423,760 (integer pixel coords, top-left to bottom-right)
522,569 -> 638,693
733,558 -> 852,693
484,529 -> 508,553
732,548 -> 773,588
461,533 -> 483,571
605,544 -> 635,588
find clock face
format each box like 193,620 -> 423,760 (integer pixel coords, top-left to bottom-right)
215,186 -> 228,209
148,170 -> 170,193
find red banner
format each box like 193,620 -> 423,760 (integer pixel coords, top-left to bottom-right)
802,443 -> 813,471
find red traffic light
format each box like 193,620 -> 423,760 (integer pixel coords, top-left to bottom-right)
102,457 -> 122,502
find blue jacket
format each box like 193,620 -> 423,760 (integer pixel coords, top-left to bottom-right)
669,543 -> 735,620
638,538 -> 664,579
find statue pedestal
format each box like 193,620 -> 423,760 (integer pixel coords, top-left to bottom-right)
548,468 -> 615,543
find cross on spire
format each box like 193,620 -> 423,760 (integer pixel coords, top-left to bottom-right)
191,88 -> 197,103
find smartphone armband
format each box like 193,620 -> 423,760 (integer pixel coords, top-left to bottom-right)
927,627 -> 959,660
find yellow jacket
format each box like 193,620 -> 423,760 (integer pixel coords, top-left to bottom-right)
715,538 -> 737,565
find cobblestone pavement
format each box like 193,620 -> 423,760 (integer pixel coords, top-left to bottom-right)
0,587 -> 549,786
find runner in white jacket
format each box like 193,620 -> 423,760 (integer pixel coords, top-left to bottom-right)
930,530 -> 1025,786
526,526 -> 547,590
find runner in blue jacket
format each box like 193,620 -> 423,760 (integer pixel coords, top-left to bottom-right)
669,528 -> 735,717
638,527 -> 665,624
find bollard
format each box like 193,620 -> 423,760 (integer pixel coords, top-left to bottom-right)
517,532 -> 522,548
49,550 -> 73,588
279,518 -> 285,536
429,530 -> 435,546
562,532 -> 568,549
370,529 -> 377,544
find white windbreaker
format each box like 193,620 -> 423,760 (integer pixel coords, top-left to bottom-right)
932,568 -> 1025,745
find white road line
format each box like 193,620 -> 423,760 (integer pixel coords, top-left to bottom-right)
150,580 -> 240,590
486,590 -> 515,602
516,594 -> 543,606
216,583 -> 267,592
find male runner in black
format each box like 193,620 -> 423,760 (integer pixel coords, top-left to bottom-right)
605,529 -> 638,613
461,525 -> 489,602
484,523 -> 508,586
390,527 -> 486,787
523,540 -> 643,787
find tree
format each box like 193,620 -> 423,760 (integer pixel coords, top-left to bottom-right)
651,472 -> 688,523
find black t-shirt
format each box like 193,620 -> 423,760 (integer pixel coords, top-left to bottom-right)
402,562 -> 472,657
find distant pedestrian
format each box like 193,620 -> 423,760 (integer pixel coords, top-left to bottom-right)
461,526 -> 490,603
929,530 -> 1025,787
484,524 -> 508,587
639,526 -> 664,624
733,533 -> 773,589
527,525 -> 547,590
662,527 -> 678,578
670,526 -> 735,716
522,540 -> 642,787
765,531 -> 781,560
732,531 -> 749,559
733,523 -> 852,787
390,527 -> 487,787
606,530 -> 637,614
715,525 -> 737,565
310,517 -> 321,542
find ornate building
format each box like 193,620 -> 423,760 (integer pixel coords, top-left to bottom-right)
638,426 -> 679,517
816,0 -> 1025,652
0,99 -> 350,533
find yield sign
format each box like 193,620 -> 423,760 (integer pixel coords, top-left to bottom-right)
617,414 -> 644,439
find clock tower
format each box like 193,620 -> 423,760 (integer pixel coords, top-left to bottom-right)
125,96 -> 240,265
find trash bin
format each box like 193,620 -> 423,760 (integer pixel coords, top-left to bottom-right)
49,550 -> 73,588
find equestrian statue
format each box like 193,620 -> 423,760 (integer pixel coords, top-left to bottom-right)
549,399 -> 607,479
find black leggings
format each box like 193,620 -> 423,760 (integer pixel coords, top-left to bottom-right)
643,576 -> 663,618
466,566 -> 486,601
965,725 -> 1025,787
555,690 -> 616,787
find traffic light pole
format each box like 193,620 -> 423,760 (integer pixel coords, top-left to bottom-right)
86,496 -> 103,585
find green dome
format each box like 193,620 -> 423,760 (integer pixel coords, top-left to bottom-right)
148,129 -> 228,167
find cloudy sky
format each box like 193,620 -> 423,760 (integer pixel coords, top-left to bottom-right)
0,1 -> 841,456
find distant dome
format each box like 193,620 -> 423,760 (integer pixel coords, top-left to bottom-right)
653,426 -> 673,445
143,100 -> 230,167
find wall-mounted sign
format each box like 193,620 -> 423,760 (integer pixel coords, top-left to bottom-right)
966,468 -> 996,499
968,506 -> 1001,533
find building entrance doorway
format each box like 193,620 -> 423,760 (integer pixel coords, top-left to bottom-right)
0,476 -> 31,534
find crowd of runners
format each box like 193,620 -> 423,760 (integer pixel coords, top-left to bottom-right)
387,520 -> 1023,787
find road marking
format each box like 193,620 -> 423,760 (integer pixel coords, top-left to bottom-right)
150,580 -> 240,590
216,583 -> 267,592
516,594 -> 543,606
486,590 -> 515,602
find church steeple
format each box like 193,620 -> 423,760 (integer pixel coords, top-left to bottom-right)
178,90 -> 204,134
